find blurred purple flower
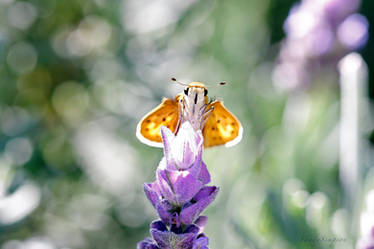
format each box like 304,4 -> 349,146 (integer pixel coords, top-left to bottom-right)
357,190 -> 374,249
356,226 -> 374,249
273,0 -> 369,90
139,122 -> 219,249
337,14 -> 369,50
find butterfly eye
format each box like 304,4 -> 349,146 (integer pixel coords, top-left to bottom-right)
204,89 -> 208,96
184,88 -> 189,95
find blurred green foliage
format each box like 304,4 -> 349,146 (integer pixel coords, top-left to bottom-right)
0,0 -> 372,249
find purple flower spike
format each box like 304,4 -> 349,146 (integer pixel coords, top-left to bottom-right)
139,122 -> 218,249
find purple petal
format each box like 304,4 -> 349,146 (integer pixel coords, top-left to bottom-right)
168,170 -> 203,205
194,216 -> 208,231
198,162 -> 210,185
150,220 -> 168,232
150,229 -> 170,249
157,169 -> 203,206
161,126 -> 175,167
156,169 -> 177,203
151,229 -> 197,249
144,182 -> 161,208
170,122 -> 201,170
137,238 -> 159,249
194,186 -> 218,202
192,234 -> 209,249
184,224 -> 199,234
170,144 -> 195,170
167,232 -> 197,249
161,122 -> 205,171
196,130 -> 203,147
180,138 -> 196,169
186,148 -> 203,179
155,199 -> 173,224
180,187 -> 219,224
144,182 -> 173,224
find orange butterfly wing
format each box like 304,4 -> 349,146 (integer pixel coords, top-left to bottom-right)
202,101 -> 242,148
136,97 -> 180,147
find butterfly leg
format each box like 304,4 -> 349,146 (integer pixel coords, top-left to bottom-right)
174,98 -> 184,135
201,106 -> 214,129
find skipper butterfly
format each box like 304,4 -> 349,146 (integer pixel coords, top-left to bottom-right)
136,79 -> 242,148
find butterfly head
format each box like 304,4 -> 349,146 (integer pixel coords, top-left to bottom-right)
183,82 -> 209,105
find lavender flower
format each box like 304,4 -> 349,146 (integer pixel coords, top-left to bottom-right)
138,122 -> 218,249
273,0 -> 369,90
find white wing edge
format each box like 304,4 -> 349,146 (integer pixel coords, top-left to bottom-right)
136,121 -> 164,148
225,125 -> 243,148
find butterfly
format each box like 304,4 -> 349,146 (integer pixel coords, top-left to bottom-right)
136,79 -> 243,148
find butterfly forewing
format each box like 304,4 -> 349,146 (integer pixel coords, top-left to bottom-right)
202,101 -> 242,148
136,98 -> 179,147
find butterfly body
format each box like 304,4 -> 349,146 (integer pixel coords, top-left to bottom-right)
136,82 -> 242,148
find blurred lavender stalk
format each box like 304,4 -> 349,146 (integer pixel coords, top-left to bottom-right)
338,53 -> 367,213
273,0 -> 369,90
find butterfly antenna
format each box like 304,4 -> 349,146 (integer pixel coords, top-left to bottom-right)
206,81 -> 227,88
171,77 -> 189,87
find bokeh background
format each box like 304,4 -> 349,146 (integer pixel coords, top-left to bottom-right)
0,0 -> 373,248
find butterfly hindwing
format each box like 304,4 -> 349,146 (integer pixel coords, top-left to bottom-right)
202,100 -> 242,148
136,97 -> 179,147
